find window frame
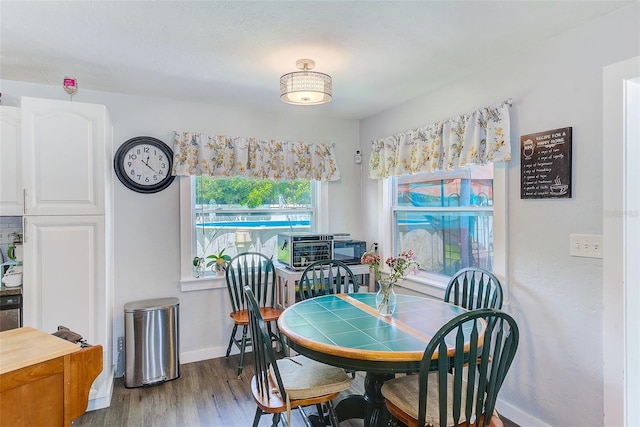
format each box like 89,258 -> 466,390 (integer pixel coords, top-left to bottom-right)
178,176 -> 328,291
378,163 -> 508,299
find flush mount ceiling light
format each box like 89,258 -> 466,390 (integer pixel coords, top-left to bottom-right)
280,59 -> 332,105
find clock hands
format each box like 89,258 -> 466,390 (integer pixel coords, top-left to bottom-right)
142,156 -> 158,174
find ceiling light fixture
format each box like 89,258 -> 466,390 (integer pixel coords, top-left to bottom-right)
280,59 -> 332,105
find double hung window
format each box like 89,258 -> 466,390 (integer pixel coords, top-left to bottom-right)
186,176 -> 315,279
392,164 -> 494,277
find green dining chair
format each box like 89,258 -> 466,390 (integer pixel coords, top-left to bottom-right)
224,252 -> 282,377
444,267 -> 504,310
381,308 -> 519,427
297,259 -> 359,301
244,286 -> 352,427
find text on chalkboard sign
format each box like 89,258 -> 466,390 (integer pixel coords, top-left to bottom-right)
520,127 -> 572,199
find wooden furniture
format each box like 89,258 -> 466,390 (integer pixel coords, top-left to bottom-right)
244,286 -> 351,427
0,327 -> 103,426
274,262 -> 372,308
225,252 -> 282,377
381,309 -> 518,427
297,259 -> 360,300
277,293 -> 469,427
444,267 -> 504,310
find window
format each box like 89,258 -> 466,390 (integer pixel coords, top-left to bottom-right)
180,176 -> 322,290
392,164 -> 495,277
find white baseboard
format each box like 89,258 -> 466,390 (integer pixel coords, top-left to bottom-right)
179,345 -> 237,364
497,397 -> 550,427
87,365 -> 115,411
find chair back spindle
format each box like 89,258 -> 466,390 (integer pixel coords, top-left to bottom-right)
244,286 -> 286,400
298,259 -> 359,301
444,267 -> 503,310
226,252 -> 277,314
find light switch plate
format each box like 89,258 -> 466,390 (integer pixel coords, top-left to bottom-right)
569,234 -> 603,258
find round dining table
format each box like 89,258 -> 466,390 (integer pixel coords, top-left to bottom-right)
277,292 -> 469,427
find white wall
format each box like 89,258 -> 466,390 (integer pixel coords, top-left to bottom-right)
0,79 -> 361,365
3,2 -> 638,424
359,3 -> 639,427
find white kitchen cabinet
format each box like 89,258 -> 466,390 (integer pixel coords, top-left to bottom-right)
18,97 -> 114,410
22,215 -> 113,408
21,97 -> 111,216
0,106 -> 23,215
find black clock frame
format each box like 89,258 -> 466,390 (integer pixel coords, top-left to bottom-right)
114,136 -> 176,194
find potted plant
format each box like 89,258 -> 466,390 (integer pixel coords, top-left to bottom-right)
193,256 -> 206,278
206,249 -> 232,274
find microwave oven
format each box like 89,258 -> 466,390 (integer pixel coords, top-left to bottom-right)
277,233 -> 334,270
333,240 -> 367,265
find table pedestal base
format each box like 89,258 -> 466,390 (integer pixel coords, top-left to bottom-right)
311,372 -> 393,427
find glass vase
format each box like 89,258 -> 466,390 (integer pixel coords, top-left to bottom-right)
194,257 -> 205,278
376,278 -> 397,317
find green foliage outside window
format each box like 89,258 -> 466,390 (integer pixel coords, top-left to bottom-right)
195,176 -> 311,208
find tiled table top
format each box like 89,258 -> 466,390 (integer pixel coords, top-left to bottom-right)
278,293 -> 468,367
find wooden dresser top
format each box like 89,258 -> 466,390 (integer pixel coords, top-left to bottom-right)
0,326 -> 80,375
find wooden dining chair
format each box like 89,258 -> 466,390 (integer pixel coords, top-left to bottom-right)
224,252 -> 282,377
381,309 -> 519,427
444,267 -> 504,310
297,259 -> 359,301
244,286 -> 352,427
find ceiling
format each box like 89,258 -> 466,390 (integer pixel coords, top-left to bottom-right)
0,1 -> 632,120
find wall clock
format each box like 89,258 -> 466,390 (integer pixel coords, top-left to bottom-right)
114,136 -> 175,193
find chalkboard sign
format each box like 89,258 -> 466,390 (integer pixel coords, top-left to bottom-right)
520,127 -> 572,199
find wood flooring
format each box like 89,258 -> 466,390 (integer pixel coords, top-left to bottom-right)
74,353 -> 519,427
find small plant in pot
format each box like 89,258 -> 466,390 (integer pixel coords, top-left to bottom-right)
193,256 -> 206,277
206,249 -> 232,274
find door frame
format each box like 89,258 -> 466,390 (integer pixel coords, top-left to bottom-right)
602,56 -> 640,427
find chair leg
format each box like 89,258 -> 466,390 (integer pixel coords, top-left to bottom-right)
326,400 -> 340,427
237,324 -> 248,377
271,412 -> 283,427
315,403 -> 326,425
252,406 -> 263,427
226,324 -> 238,358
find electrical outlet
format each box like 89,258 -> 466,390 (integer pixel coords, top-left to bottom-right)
569,234 -> 603,258
373,242 -> 378,252
117,336 -> 125,352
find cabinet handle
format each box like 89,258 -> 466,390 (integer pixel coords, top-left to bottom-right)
23,189 -> 27,214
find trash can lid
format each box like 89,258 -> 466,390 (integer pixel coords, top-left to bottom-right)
124,297 -> 180,312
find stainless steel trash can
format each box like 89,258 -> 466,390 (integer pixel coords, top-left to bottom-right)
124,297 -> 179,388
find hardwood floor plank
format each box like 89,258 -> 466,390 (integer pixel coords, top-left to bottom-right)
74,354 -> 517,427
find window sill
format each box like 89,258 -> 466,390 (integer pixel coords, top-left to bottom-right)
179,275 -> 227,292
396,273 -> 449,299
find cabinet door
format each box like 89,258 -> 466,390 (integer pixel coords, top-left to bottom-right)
22,216 -> 106,334
22,215 -> 112,404
21,97 -> 111,215
0,106 -> 23,215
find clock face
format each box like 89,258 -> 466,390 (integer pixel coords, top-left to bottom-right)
114,137 -> 175,193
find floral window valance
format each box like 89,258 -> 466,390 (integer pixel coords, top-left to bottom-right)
172,131 -> 341,181
368,99 -> 512,179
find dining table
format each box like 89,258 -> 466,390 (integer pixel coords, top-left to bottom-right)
277,292 -> 470,427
